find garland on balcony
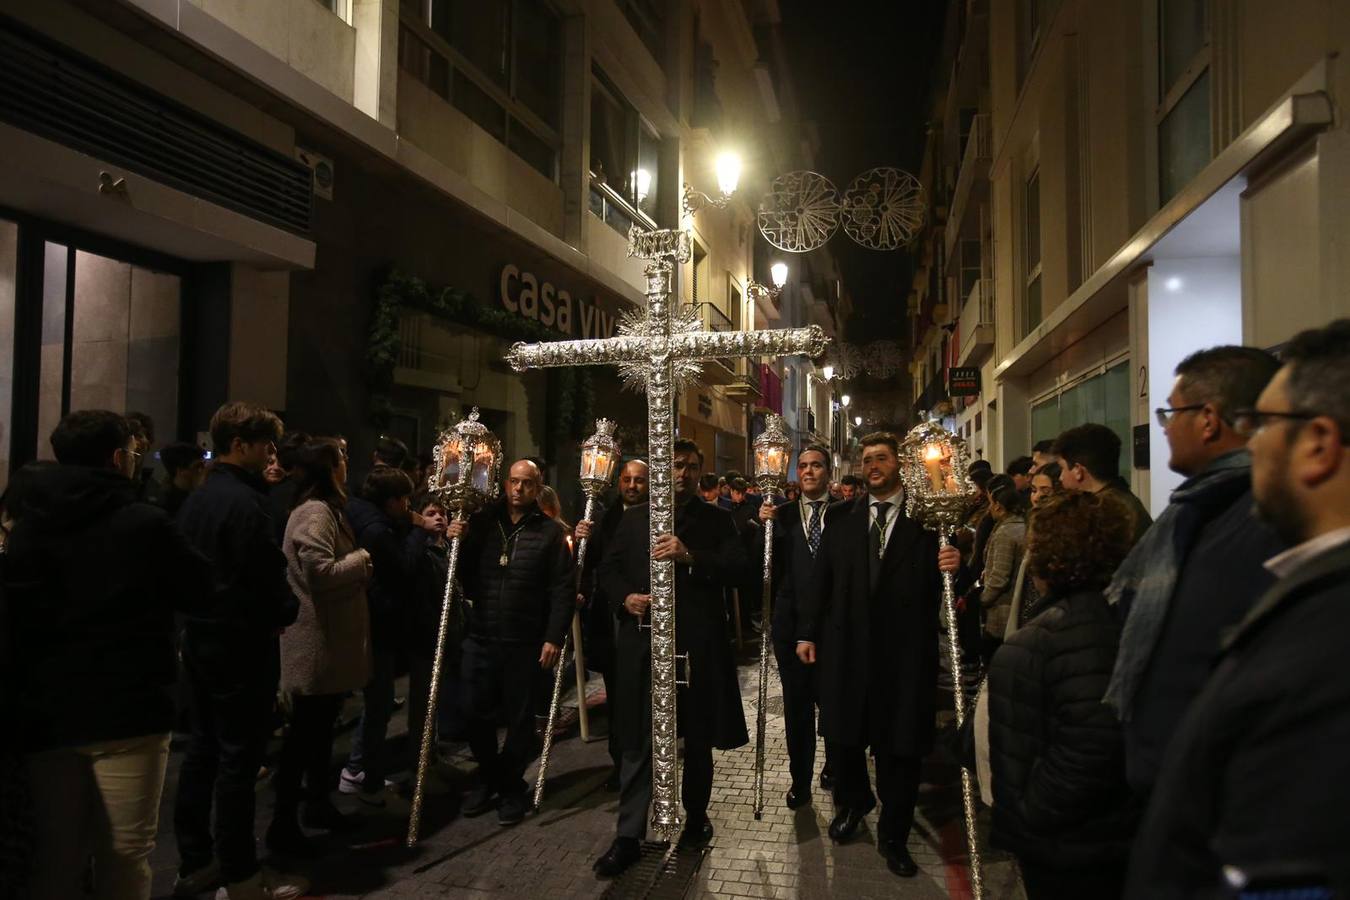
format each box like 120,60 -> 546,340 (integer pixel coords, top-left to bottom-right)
366,269 -> 594,438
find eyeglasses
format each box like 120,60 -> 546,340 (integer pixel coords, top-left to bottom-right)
1230,408 -> 1320,437
1155,405 -> 1205,427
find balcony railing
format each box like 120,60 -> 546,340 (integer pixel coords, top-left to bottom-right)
957,277 -> 995,366
945,113 -> 992,261
696,302 -> 735,332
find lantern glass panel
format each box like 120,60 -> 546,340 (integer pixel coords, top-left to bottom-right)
439,436 -> 463,487
470,441 -> 494,493
922,441 -> 958,495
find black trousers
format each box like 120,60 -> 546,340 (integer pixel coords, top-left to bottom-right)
274,693 -> 344,821
1018,858 -> 1126,900
173,641 -> 277,883
616,732 -> 714,840
832,744 -> 922,841
460,636 -> 539,798
773,640 -> 832,791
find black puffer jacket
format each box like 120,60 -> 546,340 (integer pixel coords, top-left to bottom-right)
987,589 -> 1139,866
459,501 -> 574,646
346,496 -> 426,650
4,463 -> 212,751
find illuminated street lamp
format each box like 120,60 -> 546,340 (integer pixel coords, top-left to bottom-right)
748,260 -> 789,306
822,364 -> 835,381
840,393 -> 851,408
683,150 -> 742,216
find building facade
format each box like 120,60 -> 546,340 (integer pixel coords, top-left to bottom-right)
909,0 -> 1350,511
0,0 -> 839,497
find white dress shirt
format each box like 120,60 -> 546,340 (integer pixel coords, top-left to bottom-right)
798,493 -> 830,543
1264,524 -> 1350,579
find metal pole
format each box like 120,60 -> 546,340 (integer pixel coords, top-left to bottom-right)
752,510 -> 775,820
940,533 -> 984,899
406,514 -> 466,847
533,494 -> 597,810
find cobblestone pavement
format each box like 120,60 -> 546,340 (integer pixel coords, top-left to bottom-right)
149,644 -> 1025,900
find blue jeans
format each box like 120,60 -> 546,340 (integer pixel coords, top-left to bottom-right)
346,648 -> 395,786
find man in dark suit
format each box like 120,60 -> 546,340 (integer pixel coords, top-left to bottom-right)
575,459 -> 650,788
797,431 -> 960,879
757,442 -> 843,808
592,439 -> 750,878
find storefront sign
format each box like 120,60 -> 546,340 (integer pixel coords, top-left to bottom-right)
499,264 -> 617,340
948,366 -> 981,397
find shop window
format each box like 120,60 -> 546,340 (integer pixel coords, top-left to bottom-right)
400,0 -> 561,180
590,68 -> 662,233
1030,361 -> 1131,478
1022,168 -> 1042,338
1157,0 -> 1211,203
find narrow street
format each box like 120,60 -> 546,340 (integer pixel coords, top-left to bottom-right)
149,648 -> 1023,900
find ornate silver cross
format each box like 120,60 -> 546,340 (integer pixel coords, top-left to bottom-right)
505,226 -> 828,839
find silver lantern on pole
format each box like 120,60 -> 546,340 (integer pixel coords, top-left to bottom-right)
751,414 -> 791,820
534,418 -> 621,810
407,407 -> 502,847
898,420 -> 984,898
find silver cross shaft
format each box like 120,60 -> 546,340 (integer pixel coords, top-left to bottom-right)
504,227 -> 827,839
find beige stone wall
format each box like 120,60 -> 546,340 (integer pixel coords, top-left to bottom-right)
187,0 -> 357,104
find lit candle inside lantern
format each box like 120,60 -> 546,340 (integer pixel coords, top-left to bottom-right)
441,440 -> 461,486
923,443 -> 946,494
471,444 -> 494,493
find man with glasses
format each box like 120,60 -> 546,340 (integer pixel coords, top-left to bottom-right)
1053,423 -> 1153,543
173,402 -> 308,900
1103,346 -> 1283,798
1128,320 -> 1350,898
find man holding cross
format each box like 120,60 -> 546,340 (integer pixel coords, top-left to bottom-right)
592,438 -> 750,877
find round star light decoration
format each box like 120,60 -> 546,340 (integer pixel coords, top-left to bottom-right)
840,167 -> 925,251
757,171 -> 840,253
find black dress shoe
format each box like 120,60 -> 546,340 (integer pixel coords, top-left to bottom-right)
819,769 -> 836,791
301,801 -> 360,833
593,837 -> 641,878
677,818 -> 715,848
785,787 -> 811,809
879,838 -> 918,877
264,821 -> 320,859
827,799 -> 875,842
497,793 -> 526,826
462,785 -> 497,817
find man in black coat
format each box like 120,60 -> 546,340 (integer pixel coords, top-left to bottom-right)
1103,346 -> 1283,795
171,401 -> 304,898
7,410 -> 213,900
1127,320 -> 1350,898
756,442 -> 843,808
447,459 -> 574,826
575,459 -> 650,786
592,439 -> 750,878
797,431 -> 960,879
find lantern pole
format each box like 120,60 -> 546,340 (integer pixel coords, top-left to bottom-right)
534,419 -> 621,811
751,414 -> 791,820
407,408 -> 502,847
899,421 -> 984,897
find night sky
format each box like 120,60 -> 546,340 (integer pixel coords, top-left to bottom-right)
777,0 -> 948,341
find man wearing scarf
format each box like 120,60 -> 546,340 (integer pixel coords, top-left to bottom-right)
1103,346 -> 1284,795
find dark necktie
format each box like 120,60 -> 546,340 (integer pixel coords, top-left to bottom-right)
870,501 -> 892,562
806,501 -> 824,556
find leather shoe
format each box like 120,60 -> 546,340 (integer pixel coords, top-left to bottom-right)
593,837 -> 641,878
880,838 -> 918,877
819,769 -> 836,792
785,787 -> 811,810
827,799 -> 875,842
677,818 -> 714,848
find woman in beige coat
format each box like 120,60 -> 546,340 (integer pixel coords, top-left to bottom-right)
267,438 -> 372,857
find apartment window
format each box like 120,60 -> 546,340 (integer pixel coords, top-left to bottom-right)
1157,0 -> 1211,203
398,0 -> 561,180
1017,0 -> 1060,86
317,0 -> 351,22
1022,168 -> 1042,337
590,68 -> 662,234
617,0 -> 665,64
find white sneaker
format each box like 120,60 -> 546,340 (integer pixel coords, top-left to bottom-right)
337,766 -> 365,794
214,868 -> 310,900
174,858 -> 222,896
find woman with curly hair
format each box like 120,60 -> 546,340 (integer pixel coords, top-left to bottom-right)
986,491 -> 1140,899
